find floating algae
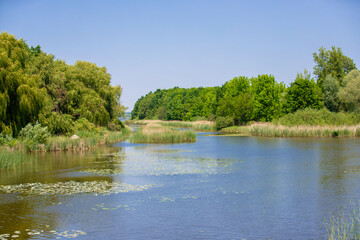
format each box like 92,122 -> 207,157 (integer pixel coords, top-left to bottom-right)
0,229 -> 86,240
0,181 -> 154,195
81,150 -> 235,177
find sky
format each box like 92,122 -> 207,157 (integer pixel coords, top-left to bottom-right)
1,0 -> 359,111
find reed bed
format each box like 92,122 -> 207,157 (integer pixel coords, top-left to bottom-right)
130,125 -> 196,143
324,204 -> 360,240
0,147 -> 26,170
249,123 -> 360,138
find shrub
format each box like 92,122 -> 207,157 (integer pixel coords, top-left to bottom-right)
215,116 -> 235,131
107,119 -> 124,131
274,108 -> 360,126
74,118 -> 95,131
19,122 -> 50,144
42,112 -> 75,135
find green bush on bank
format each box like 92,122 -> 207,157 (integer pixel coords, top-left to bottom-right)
273,108 -> 360,126
215,116 -> 235,131
19,122 -> 51,144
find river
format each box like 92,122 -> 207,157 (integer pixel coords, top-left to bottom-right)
1,134 -> 360,239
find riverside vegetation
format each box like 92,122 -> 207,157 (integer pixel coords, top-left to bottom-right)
129,121 -> 196,144
131,47 -> 360,136
0,32 -> 127,169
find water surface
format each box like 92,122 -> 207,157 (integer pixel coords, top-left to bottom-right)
1,135 -> 360,239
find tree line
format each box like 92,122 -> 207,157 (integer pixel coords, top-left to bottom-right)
131,46 -> 359,126
0,32 -> 125,136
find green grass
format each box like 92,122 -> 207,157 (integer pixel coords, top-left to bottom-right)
324,204 -> 360,240
0,147 -> 26,170
130,126 -> 196,143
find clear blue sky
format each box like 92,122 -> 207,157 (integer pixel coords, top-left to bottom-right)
1,0 -> 359,111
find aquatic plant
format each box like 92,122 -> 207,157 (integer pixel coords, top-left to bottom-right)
0,180 -> 154,195
0,148 -> 26,170
324,204 -> 360,240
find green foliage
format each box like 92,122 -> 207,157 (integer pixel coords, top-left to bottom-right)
251,74 -> 285,121
215,116 -> 235,131
40,112 -> 74,135
324,74 -> 340,112
338,70 -> 360,112
0,32 -> 125,136
273,108 -> 360,126
19,122 -> 50,144
107,119 -> 124,131
313,46 -> 356,89
74,118 -> 95,131
284,70 -> 323,113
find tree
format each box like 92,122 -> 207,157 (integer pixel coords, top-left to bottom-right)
338,70 -> 360,112
252,75 -> 285,121
0,32 -> 125,135
323,75 -> 340,112
284,70 -> 324,113
313,46 -> 356,89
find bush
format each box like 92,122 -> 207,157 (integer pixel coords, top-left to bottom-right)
274,108 -> 360,126
41,112 -> 75,135
74,118 -> 95,131
19,122 -> 50,144
215,116 -> 235,130
107,119 -> 124,131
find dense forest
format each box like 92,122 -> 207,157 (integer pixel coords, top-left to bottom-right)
0,32 -> 125,137
131,46 -> 359,126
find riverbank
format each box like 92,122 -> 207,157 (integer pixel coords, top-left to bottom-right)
221,123 -> 360,138
0,127 -> 131,170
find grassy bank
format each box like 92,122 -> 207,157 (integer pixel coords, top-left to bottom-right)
1,127 -> 131,153
221,123 -> 360,138
19,127 -> 132,152
130,123 -> 196,143
128,120 -> 215,132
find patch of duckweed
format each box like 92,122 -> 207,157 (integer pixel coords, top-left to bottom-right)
81,151 -> 235,176
0,229 -> 86,239
0,181 -> 154,195
214,188 -> 248,195
92,202 -> 139,211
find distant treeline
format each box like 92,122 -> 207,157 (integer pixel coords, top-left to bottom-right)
132,46 -> 359,125
0,32 -> 126,136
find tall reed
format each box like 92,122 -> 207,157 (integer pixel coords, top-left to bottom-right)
249,123 -> 360,138
130,125 -> 196,143
0,148 -> 26,170
324,204 -> 360,240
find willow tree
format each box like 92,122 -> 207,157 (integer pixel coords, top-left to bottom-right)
0,32 -> 51,135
